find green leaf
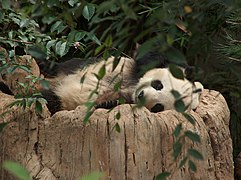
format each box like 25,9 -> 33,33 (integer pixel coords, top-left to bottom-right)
17,81 -> 25,88
3,161 -> 31,180
188,160 -> 197,172
28,46 -> 47,60
42,15 -> 55,24
80,73 -> 86,84
118,97 -> 125,105
179,157 -> 188,168
83,110 -> 93,124
188,148 -> 204,160
0,122 -> 8,133
183,113 -> 196,125
50,21 -> 62,33
173,141 -> 182,160
35,100 -> 43,114
136,38 -> 155,59
58,25 -> 67,34
122,4 -> 137,20
55,41 -> 62,53
97,65 -> 106,80
85,101 -> 95,110
114,80 -> 122,91
26,98 -> 34,108
67,30 -> 76,44
95,45 -> 105,55
0,11 -> 4,22
46,40 -> 57,50
40,79 -> 49,89
115,111 -> 121,120
50,21 -> 67,34
155,172 -> 171,180
115,123 -> 121,133
7,66 -> 18,74
46,0 -> 59,7
169,64 -> 184,80
82,3 -> 95,21
59,42 -> 68,57
174,99 -> 187,113
83,102 -> 95,124
2,0 -> 11,9
18,65 -> 32,73
87,33 -> 101,45
68,0 -> 78,7
104,35 -> 113,47
7,99 -> 23,108
184,130 -> 201,143
171,90 -> 181,99
19,19 -> 30,28
75,32 -> 86,41
80,171 -> 104,180
165,48 -> 187,67
36,97 -> 47,104
173,123 -> 182,138
166,34 -> 174,45
55,41 -> 69,56
96,1 -> 116,14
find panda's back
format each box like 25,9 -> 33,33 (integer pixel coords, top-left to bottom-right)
53,56 -> 136,111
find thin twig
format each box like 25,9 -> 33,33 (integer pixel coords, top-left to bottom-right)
226,20 -> 241,25
228,56 -> 241,62
0,37 -> 33,44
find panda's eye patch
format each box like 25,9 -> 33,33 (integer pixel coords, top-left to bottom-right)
151,80 -> 163,90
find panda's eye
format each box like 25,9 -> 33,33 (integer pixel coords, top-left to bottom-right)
151,80 -> 163,90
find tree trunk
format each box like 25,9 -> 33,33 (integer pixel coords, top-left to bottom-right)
0,90 -> 233,180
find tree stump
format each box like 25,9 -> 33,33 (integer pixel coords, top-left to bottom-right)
0,89 -> 233,179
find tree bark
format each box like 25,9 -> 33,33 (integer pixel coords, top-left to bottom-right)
0,90 -> 233,180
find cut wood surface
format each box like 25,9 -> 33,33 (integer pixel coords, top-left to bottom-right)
0,89 -> 233,180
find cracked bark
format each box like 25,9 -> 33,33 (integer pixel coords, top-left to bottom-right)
0,90 -> 234,180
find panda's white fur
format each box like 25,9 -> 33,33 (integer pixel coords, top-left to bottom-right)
51,56 -> 136,111
133,68 -> 203,112
43,56 -> 203,114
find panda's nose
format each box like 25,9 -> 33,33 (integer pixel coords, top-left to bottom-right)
138,90 -> 144,99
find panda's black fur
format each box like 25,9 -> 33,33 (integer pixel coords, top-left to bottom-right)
0,82 -> 14,95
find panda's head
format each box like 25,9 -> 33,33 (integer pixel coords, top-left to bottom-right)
133,68 -> 203,113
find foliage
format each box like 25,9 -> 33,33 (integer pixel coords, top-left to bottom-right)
3,160 -> 103,180
79,171 -> 104,180
156,99 -> 203,178
0,122 -> 8,133
3,161 -> 31,180
214,9 -> 241,157
1,0 -> 241,179
0,54 -> 47,113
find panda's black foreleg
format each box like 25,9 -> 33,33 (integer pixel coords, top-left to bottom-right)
95,91 -> 131,110
95,100 -> 120,109
40,89 -> 62,115
0,82 -> 14,95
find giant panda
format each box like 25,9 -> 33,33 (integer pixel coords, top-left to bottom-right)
39,53 -> 203,115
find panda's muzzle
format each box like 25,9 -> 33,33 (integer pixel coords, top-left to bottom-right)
151,103 -> 164,113
137,90 -> 164,113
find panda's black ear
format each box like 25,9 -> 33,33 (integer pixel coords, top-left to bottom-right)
184,66 -> 201,82
135,51 -> 169,77
184,66 -> 194,79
